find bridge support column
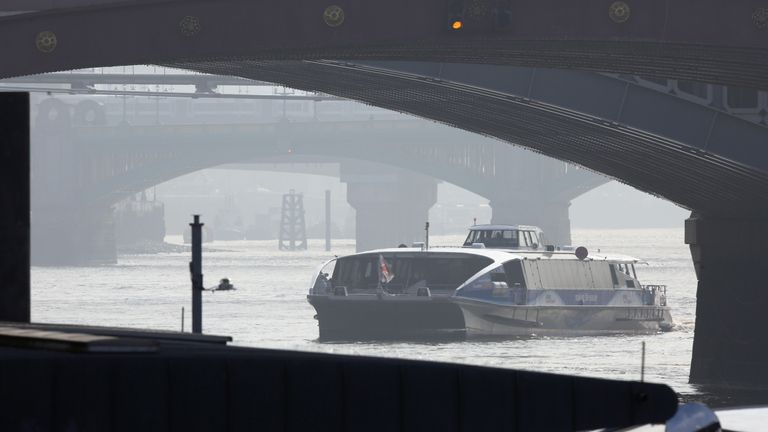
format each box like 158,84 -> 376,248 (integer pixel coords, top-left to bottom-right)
343,165 -> 437,252
490,198 -> 572,246
0,93 -> 30,322
686,214 -> 768,388
32,204 -> 117,266
31,97 -> 117,266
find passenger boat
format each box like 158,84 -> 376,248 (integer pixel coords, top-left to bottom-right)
307,225 -> 673,339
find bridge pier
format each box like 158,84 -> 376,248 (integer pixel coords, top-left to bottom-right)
32,204 -> 117,266
115,194 -> 166,247
490,198 -> 572,246
686,214 -> 768,388
31,97 -> 118,266
0,93 -> 30,322
343,164 -> 437,252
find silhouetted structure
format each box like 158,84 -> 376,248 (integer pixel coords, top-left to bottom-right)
0,329 -> 677,431
0,92 -> 29,323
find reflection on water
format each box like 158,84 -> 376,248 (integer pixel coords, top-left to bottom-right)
29,228 -> 761,406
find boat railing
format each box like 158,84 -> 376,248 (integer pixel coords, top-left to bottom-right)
642,284 -> 667,306
309,273 -> 332,295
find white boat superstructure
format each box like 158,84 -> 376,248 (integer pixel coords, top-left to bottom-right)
452,249 -> 673,336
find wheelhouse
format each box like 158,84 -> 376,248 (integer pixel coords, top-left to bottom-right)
462,225 -> 545,250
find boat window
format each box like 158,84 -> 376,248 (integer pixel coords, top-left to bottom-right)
525,231 -> 537,247
464,229 -> 532,248
503,260 -> 526,288
530,232 -> 539,246
609,264 -> 619,287
631,264 -> 637,279
463,230 -> 479,246
332,253 -> 492,293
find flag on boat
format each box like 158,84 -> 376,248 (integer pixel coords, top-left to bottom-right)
379,254 -> 394,284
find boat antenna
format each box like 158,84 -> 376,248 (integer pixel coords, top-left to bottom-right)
640,341 -> 646,382
425,221 -> 430,250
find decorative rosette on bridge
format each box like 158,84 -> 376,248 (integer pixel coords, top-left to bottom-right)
467,0 -> 490,18
179,16 -> 201,37
754,8 -> 768,29
323,5 -> 345,27
608,1 -> 631,24
36,31 -> 58,53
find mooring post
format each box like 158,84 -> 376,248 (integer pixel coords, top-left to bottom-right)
0,93 -> 30,323
190,215 -> 204,334
325,189 -> 331,252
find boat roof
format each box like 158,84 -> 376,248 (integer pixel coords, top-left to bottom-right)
468,224 -> 542,231
351,247 -> 643,264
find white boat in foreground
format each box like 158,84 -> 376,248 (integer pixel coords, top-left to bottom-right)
452,248 -> 672,337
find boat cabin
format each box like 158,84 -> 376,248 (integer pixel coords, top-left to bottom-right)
462,225 -> 545,250
455,254 -> 665,307
311,251 -> 494,296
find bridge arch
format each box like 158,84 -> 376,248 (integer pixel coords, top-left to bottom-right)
1,1 -> 767,88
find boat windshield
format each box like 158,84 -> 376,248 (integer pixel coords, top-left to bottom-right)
329,253 -> 493,294
463,229 -> 520,248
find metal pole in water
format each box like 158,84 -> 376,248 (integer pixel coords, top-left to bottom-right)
190,215 -> 204,334
641,341 -> 646,382
425,221 -> 430,251
325,189 -> 331,252
181,307 -> 185,332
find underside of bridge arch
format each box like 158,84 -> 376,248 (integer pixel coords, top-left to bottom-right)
2,0 -> 768,89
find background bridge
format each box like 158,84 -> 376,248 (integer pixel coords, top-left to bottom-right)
29,92 -> 606,263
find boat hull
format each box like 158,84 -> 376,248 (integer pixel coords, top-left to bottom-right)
307,294 -> 465,340
454,298 -> 674,337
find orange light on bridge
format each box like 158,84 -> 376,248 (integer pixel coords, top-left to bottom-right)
451,20 -> 463,30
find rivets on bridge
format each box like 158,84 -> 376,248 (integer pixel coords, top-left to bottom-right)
179,16 -> 201,37
754,8 -> 768,29
467,0 -> 489,18
608,1 -> 631,24
35,31 -> 58,53
323,5 -> 345,27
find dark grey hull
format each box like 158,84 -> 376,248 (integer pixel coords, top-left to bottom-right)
307,294 -> 465,341
454,298 -> 674,337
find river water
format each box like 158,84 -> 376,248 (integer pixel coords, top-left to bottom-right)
32,229 -> 708,401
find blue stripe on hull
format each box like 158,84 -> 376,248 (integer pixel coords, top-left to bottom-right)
454,299 -> 674,337
458,288 -> 659,307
